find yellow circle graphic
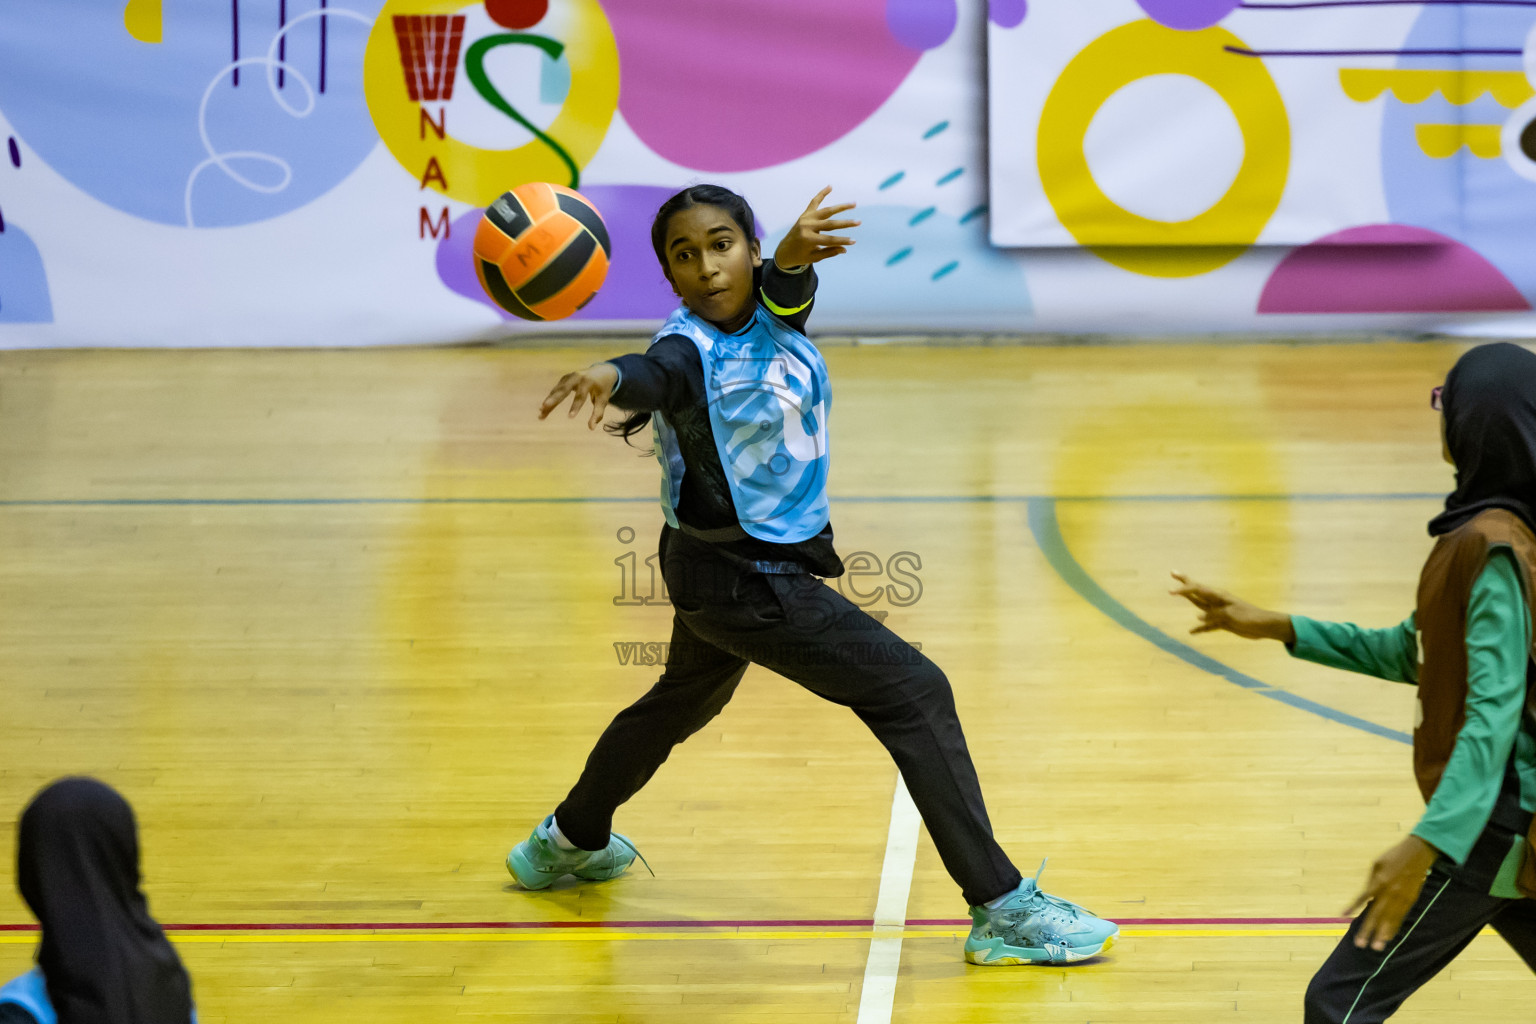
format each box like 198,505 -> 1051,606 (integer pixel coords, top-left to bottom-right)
1037,20 -> 1290,278
364,0 -> 619,206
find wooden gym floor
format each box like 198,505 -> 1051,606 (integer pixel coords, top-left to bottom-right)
0,341 -> 1529,1022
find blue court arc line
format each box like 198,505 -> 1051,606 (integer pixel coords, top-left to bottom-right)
0,492 -> 1446,508
1024,497 -> 1412,746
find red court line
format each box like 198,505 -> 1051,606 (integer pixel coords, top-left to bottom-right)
0,916 -> 1350,933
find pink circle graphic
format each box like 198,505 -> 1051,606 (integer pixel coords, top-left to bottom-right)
1134,0 -> 1239,30
605,0 -> 922,172
1258,225 -> 1531,314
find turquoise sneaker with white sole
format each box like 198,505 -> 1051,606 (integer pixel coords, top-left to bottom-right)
965,860 -> 1118,965
505,815 -> 649,890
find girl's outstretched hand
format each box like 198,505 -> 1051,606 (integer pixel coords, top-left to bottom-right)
775,186 -> 860,269
539,362 -> 619,430
1169,572 -> 1296,643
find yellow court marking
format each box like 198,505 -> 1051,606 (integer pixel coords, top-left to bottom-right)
2,927 -> 1351,945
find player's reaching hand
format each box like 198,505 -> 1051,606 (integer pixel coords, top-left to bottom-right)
539,362 -> 619,430
775,186 -> 859,269
1345,835 -> 1440,952
1169,572 -> 1296,644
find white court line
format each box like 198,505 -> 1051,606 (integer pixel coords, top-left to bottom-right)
855,771 -> 920,1024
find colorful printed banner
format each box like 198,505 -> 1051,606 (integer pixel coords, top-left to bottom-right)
991,0 -> 1536,320
0,0 -> 1533,347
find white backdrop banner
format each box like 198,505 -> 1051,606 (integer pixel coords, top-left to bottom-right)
1,0 -> 1535,347
990,0 -> 1536,327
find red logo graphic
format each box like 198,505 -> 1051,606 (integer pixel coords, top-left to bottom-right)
392,15 -> 466,102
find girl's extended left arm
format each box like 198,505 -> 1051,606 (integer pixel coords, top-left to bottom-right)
774,186 -> 859,269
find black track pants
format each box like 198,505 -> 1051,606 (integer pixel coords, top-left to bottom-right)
555,527 -> 1023,907
1305,824 -> 1536,1023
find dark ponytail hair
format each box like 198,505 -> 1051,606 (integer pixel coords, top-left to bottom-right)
607,184 -> 762,448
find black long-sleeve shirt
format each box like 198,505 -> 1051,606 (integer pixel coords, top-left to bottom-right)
607,261 -> 843,578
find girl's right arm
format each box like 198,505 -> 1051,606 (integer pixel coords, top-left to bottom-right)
539,362 -> 619,430
538,340 -> 702,429
1171,572 -> 1418,683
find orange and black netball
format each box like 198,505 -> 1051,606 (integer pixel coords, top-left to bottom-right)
473,183 -> 611,321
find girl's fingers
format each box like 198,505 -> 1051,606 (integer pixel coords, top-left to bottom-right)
816,218 -> 861,232
568,387 -> 588,417
1344,888 -> 1371,919
814,203 -> 859,219
1173,588 -> 1219,610
811,234 -> 857,247
589,391 -> 609,430
806,246 -> 847,263
804,186 -> 834,212
1356,900 -> 1390,949
539,378 -> 575,418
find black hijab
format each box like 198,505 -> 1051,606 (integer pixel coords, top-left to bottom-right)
1429,342 -> 1536,537
16,778 -> 193,1024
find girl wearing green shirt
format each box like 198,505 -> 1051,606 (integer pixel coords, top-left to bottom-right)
1174,342 -> 1536,1022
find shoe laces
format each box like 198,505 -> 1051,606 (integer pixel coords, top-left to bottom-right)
994,860 -> 1088,929
1026,859 -> 1085,916
616,835 -> 656,878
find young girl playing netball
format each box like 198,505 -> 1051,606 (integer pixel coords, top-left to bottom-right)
509,183 -> 1119,966
1174,342 -> 1536,1021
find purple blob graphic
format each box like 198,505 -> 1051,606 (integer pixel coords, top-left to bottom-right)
436,185 -> 681,322
435,207 -> 501,318
568,184 -> 685,321
1134,0 -> 1239,30
1258,225 -> 1530,314
887,0 -> 957,50
7,137 -> 18,168
989,0 -> 1026,29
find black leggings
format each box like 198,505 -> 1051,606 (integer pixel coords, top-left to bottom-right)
554,526 -> 1023,906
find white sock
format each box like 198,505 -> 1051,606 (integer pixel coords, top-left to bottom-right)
984,885 -> 1020,909
548,816 -> 580,851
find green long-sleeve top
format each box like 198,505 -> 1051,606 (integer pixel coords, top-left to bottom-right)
1288,550 -> 1536,884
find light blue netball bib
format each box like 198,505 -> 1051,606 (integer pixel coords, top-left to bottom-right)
650,304 -> 832,543
0,969 -> 55,1024
0,967 -> 198,1024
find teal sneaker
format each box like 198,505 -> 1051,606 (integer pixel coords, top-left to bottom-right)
505,815 -> 649,890
965,860 -> 1118,965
